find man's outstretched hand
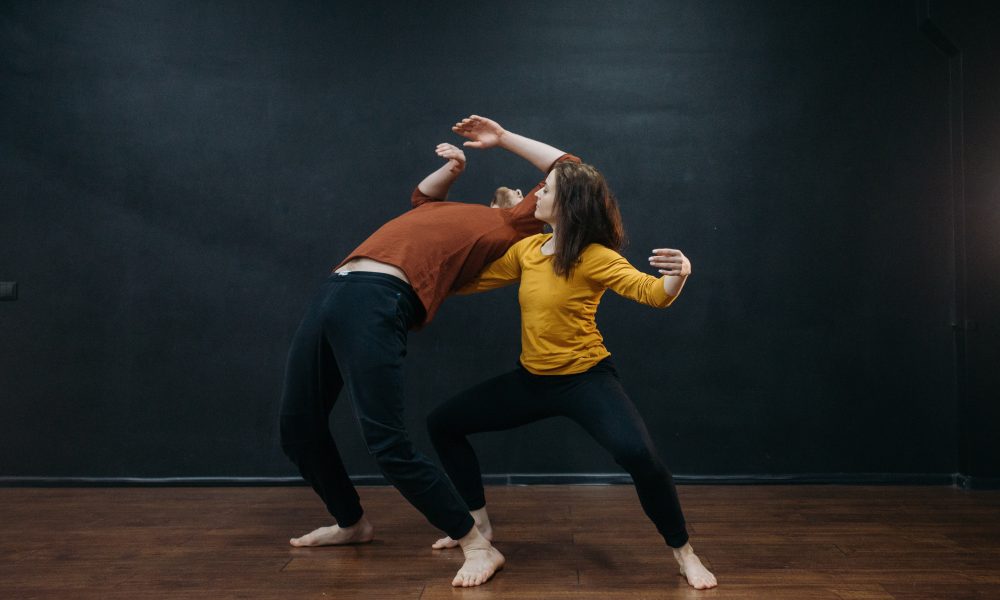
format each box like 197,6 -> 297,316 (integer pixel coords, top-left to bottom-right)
453,115 -> 506,149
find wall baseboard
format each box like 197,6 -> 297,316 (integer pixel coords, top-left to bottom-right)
954,474 -> 1000,490
1,472 -> 995,488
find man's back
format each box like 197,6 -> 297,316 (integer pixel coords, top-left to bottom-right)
336,153 -> 578,326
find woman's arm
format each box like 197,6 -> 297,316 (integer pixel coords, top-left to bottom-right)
585,246 -> 691,308
452,115 -> 565,172
413,143 -> 466,207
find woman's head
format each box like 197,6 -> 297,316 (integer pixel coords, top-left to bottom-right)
537,162 -> 626,277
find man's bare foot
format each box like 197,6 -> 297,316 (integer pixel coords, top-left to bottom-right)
289,515 -> 374,547
452,525 -> 504,587
673,543 -> 718,590
433,506 -> 493,549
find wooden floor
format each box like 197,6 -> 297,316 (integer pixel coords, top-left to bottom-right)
1,485 -> 999,599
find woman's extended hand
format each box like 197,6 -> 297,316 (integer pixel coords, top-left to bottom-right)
436,143 -> 466,173
452,115 -> 506,149
648,248 -> 691,277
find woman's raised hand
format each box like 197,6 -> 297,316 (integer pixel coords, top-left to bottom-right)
452,115 -> 506,149
649,248 -> 692,277
436,143 -> 466,173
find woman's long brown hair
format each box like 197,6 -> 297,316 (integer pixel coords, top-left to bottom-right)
551,162 -> 626,277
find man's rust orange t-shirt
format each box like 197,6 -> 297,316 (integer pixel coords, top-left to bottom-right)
335,154 -> 581,326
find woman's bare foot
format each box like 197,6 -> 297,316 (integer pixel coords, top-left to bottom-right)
289,515 -> 374,547
452,525 -> 504,587
432,506 -> 493,549
673,543 -> 718,590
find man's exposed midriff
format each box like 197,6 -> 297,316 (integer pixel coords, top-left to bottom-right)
335,258 -> 410,284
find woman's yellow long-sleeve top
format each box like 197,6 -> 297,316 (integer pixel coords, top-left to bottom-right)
457,233 -> 679,375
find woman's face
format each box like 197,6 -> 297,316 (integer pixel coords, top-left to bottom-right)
534,170 -> 558,224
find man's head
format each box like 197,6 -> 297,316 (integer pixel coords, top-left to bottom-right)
490,187 -> 524,209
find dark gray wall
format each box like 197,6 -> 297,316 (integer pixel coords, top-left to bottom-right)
1,1 -> 996,484
930,1 -> 1000,485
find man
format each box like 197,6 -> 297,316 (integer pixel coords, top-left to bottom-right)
279,115 -> 579,587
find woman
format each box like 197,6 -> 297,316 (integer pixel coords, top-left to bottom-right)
427,120 -> 718,590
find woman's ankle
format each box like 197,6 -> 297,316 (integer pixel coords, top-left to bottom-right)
470,506 -> 490,526
458,523 -> 490,549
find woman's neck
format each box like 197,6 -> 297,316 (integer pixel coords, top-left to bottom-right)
541,227 -> 558,256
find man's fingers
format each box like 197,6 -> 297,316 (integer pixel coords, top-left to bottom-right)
437,145 -> 461,156
651,248 -> 681,256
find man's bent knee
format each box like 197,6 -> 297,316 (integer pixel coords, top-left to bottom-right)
280,414 -> 317,460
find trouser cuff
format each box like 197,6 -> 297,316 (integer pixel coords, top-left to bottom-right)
331,505 -> 364,529
448,513 -> 477,542
666,529 -> 690,548
463,494 -> 487,512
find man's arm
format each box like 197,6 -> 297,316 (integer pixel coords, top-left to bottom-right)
413,143 -> 466,207
452,115 -> 565,172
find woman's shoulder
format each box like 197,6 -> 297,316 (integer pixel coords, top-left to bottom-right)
513,233 -> 549,250
579,242 -> 625,264
573,243 -> 632,280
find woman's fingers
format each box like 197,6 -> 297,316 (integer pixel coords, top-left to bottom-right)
453,117 -> 478,130
453,116 -> 488,135
653,263 -> 684,273
648,248 -> 689,276
649,249 -> 684,264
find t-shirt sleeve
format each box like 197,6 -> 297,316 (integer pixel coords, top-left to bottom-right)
583,246 -> 675,308
411,186 -> 443,208
455,239 -> 525,295
509,153 -> 582,221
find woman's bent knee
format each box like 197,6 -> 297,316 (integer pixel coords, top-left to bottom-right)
615,445 -> 665,475
425,407 -> 451,441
